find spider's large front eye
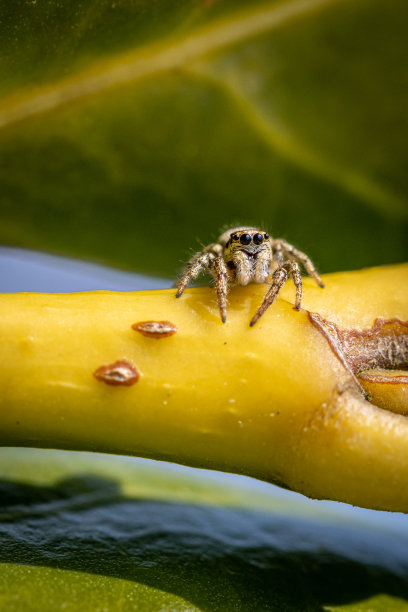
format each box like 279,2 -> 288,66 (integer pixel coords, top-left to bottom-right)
240,234 -> 251,245
253,233 -> 263,245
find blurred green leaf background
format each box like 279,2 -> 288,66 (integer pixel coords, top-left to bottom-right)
0,0 -> 407,276
1,0 -> 408,609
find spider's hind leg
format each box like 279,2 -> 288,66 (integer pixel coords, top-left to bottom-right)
276,239 -> 324,288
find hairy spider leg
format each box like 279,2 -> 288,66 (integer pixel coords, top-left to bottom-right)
175,251 -> 213,298
276,239 -> 325,288
272,241 -> 284,267
211,256 -> 228,323
249,261 -> 302,327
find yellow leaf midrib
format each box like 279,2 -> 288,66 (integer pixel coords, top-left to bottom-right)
0,0 -> 341,129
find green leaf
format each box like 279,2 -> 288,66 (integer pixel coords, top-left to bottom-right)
1,447 -> 408,611
1,2 -> 408,607
0,0 -> 407,276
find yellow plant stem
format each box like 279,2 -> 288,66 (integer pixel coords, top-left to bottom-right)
0,263 -> 407,511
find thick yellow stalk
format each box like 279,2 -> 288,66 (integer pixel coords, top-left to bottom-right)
0,263 -> 407,511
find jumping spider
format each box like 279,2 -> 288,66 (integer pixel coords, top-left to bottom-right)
175,227 -> 324,326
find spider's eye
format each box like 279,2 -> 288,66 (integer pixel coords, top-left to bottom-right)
231,234 -> 239,241
253,233 -> 263,245
240,233 -> 251,245
264,234 -> 269,240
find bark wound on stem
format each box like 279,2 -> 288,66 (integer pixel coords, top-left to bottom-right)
309,314 -> 408,396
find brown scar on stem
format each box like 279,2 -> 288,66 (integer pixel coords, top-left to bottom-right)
309,314 -> 408,396
132,320 -> 178,339
93,360 -> 139,386
358,370 -> 408,384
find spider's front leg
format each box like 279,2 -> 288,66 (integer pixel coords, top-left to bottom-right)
249,261 -> 302,327
209,256 -> 229,323
175,244 -> 221,298
176,244 -> 228,323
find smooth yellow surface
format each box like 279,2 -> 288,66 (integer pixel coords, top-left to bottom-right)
0,263 -> 407,511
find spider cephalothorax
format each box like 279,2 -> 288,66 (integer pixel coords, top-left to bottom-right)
175,226 -> 324,326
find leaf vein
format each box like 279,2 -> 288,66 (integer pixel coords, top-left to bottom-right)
0,0 -> 343,129
193,72 -> 406,216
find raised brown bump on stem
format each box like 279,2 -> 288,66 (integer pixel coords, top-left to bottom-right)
132,320 -> 178,338
93,360 -> 139,386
